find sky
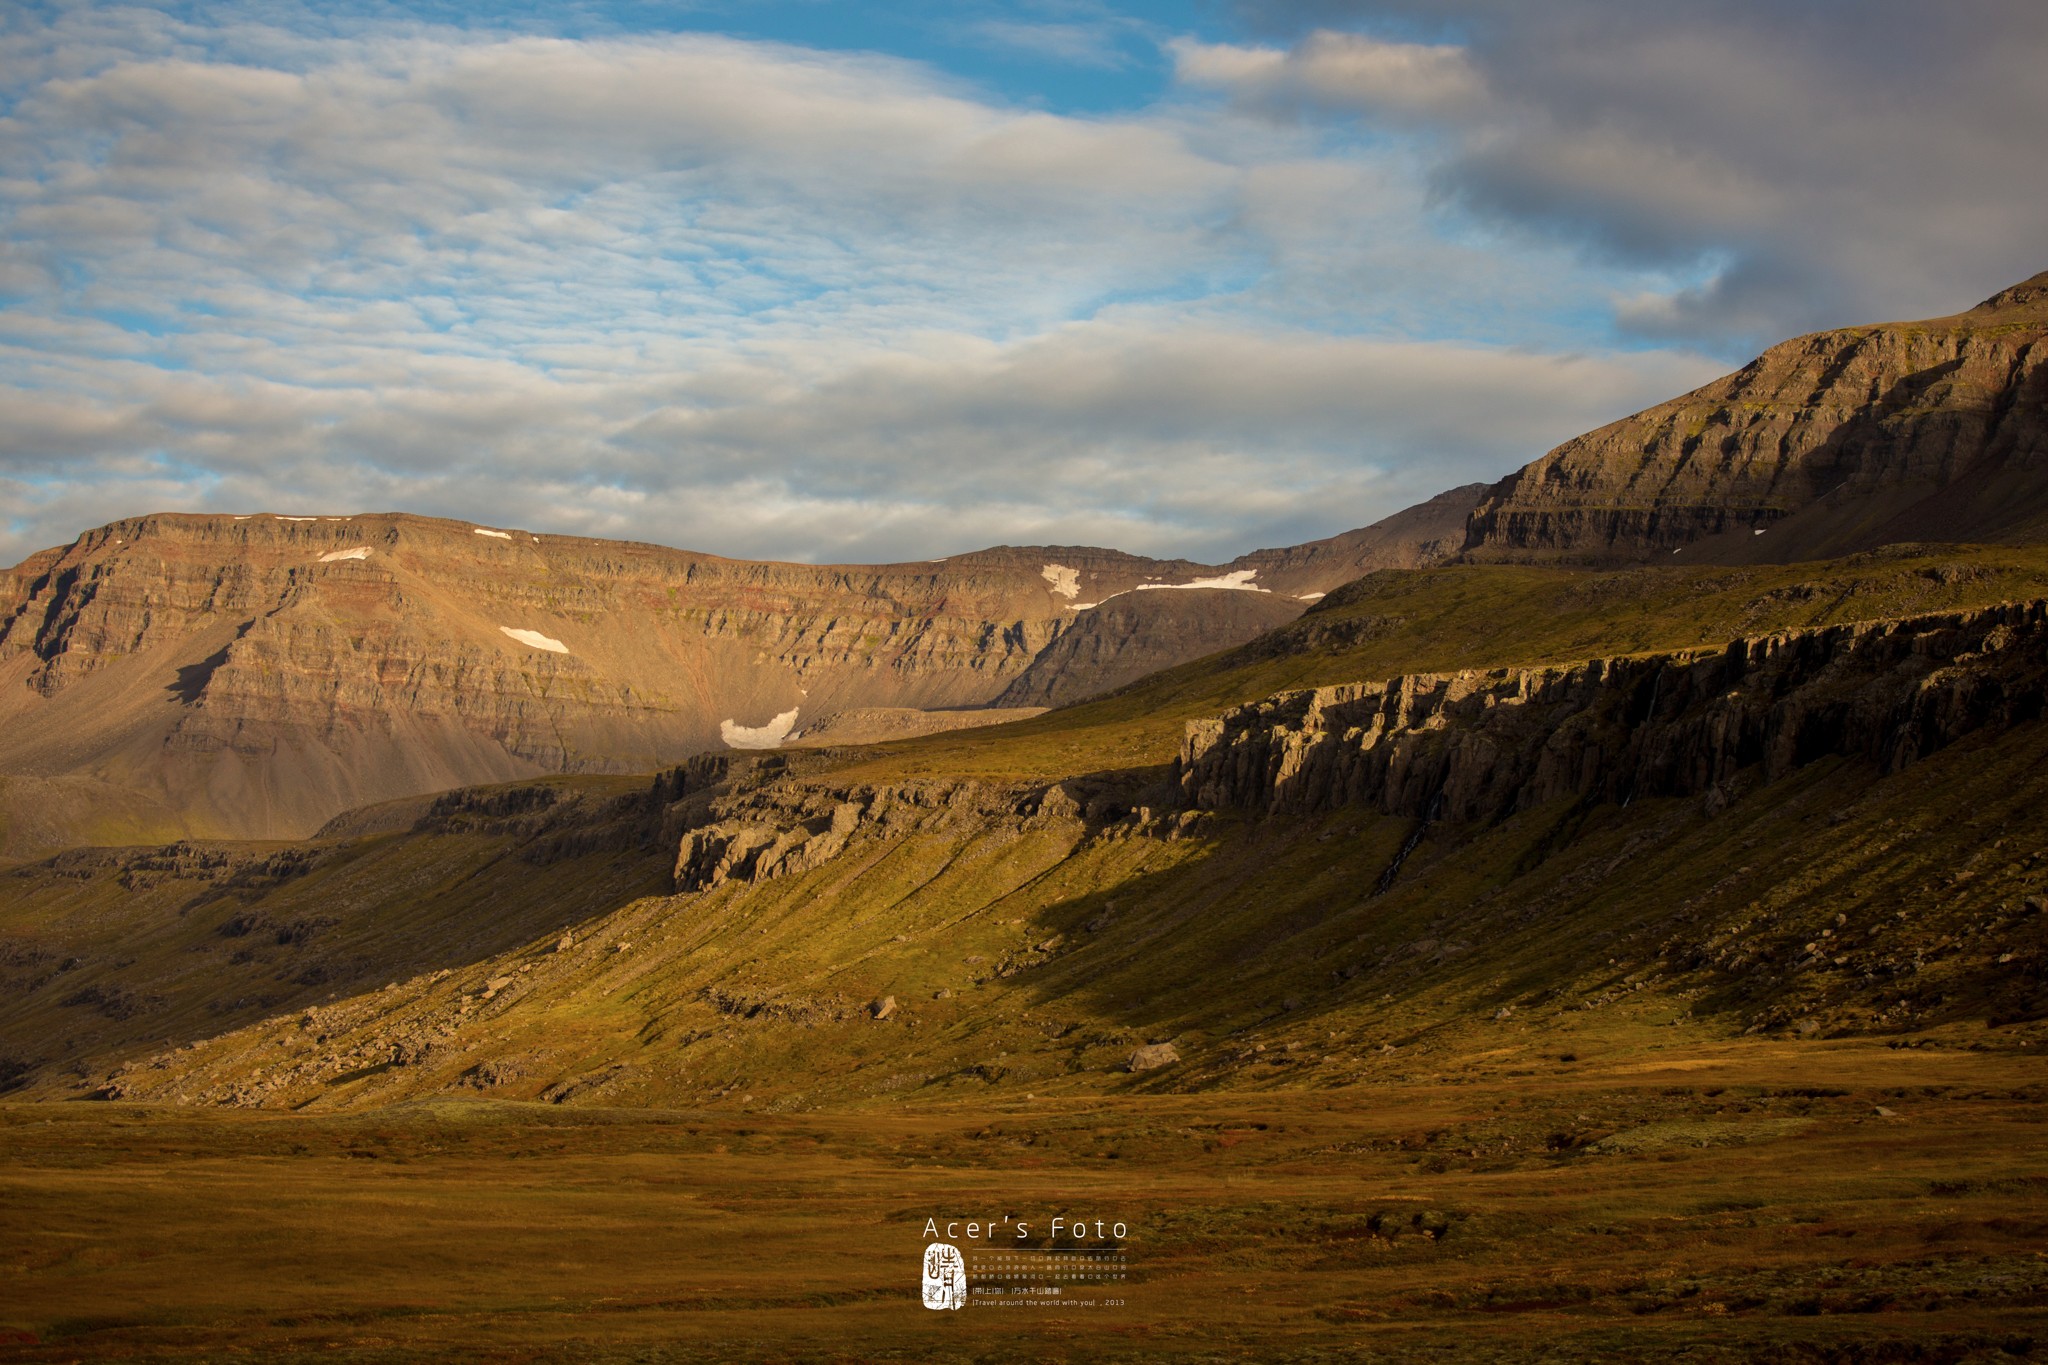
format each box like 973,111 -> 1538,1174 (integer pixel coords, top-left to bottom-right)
1,0 -> 2043,566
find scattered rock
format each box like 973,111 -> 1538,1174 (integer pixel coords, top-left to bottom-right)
1128,1042 -> 1180,1072
870,995 -> 898,1021
483,976 -> 514,997
463,1058 -> 525,1089
1873,1105 -> 1898,1118
932,988 -> 953,1000
555,934 -> 574,953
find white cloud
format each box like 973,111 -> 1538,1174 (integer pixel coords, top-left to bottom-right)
0,4 -> 1740,568
1173,32 -> 1484,121
1205,3 -> 2048,346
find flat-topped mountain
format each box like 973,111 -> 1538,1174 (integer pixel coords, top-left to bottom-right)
0,503 -> 1463,852
1462,271 -> 2048,564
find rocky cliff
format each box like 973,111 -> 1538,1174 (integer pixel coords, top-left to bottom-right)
1463,272 -> 2048,565
1178,600 -> 2048,826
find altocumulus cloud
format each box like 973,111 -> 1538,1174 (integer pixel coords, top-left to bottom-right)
0,2 -> 1735,566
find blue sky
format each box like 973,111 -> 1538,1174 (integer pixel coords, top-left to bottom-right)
0,0 -> 2042,564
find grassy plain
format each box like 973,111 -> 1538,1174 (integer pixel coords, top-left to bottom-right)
3,1040 -> 2044,1363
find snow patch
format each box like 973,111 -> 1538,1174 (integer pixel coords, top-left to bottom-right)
474,527 -> 512,540
319,547 -> 372,563
1297,591 -> 1325,601
1040,563 -> 1081,599
276,515 -> 318,522
721,708 -> 800,750
499,626 -> 569,654
1753,528 -> 1767,536
1067,602 -> 1097,612
1137,569 -> 1267,594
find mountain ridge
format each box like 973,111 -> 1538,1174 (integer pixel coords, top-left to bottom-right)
1460,270 -> 2048,564
0,500 -> 1464,852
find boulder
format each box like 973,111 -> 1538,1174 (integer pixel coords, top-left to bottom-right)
1128,1042 -> 1179,1072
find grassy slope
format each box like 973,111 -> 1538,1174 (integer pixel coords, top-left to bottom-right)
6,660 -> 2042,1115
5,543 -> 2047,1112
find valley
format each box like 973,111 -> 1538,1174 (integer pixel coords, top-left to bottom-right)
3,274 -> 2047,1361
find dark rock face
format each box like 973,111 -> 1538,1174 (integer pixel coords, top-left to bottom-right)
1462,273 -> 2048,565
1178,600 -> 2048,823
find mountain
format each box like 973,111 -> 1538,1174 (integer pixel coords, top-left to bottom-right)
1462,271 -> 2048,564
0,500 -> 1463,854
8,541 -> 2046,1113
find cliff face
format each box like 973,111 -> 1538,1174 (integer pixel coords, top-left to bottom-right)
1178,600 -> 2048,824
1463,273 -> 2048,564
0,507 -> 1432,849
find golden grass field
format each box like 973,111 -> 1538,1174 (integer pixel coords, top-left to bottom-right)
3,1039 -> 2044,1363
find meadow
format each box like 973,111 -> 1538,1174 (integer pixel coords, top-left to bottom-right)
3,1038 -> 2043,1363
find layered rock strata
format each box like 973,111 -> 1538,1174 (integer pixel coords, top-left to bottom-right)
0,507 -> 1431,848
1463,272 -> 2048,564
1178,601 -> 2048,823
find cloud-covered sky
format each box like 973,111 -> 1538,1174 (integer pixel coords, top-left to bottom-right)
1,1 -> 2041,566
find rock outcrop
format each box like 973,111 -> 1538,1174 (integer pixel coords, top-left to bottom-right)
669,777 -> 1105,894
1463,272 -> 2048,565
1179,600 -> 2048,824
